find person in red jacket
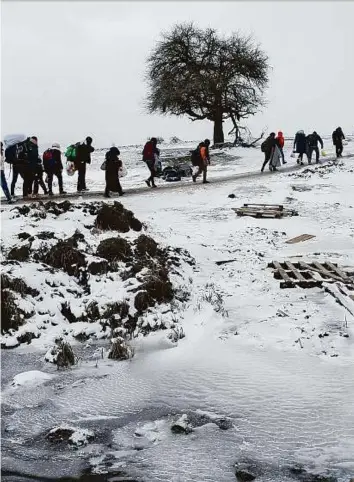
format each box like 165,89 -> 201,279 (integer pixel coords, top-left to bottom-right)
142,137 -> 160,188
275,131 -> 286,164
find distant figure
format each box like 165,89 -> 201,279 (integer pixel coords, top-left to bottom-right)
104,146 -> 123,198
293,130 -> 307,165
43,143 -> 66,195
306,131 -> 324,164
1,142 -> 13,203
4,135 -> 29,197
142,137 -> 159,188
192,138 -> 211,183
261,132 -> 276,172
27,136 -> 48,197
75,136 -> 94,192
332,127 -> 345,158
275,131 -> 286,164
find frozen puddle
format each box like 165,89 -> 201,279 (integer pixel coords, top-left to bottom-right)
2,331 -> 354,481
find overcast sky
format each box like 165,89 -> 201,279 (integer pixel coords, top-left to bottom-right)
1,1 -> 353,148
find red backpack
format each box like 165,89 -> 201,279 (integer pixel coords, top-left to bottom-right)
43,149 -> 53,161
142,141 -> 154,160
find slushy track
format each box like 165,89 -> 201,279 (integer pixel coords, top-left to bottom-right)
1,154 -> 352,206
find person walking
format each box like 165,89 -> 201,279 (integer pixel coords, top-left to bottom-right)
1,142 -> 13,203
275,131 -> 286,164
192,138 -> 211,183
5,137 -> 32,199
293,130 -> 308,165
75,136 -> 94,192
306,131 -> 324,164
332,127 -> 345,158
43,143 -> 66,195
104,146 -> 124,198
142,137 -> 160,188
27,136 -> 48,197
261,133 -> 276,172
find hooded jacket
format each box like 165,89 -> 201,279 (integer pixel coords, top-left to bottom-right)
276,131 -> 285,149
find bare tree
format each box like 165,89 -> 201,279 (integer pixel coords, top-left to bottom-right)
145,23 -> 269,144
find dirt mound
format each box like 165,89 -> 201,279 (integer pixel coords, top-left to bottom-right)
87,260 -> 109,275
96,237 -> 133,262
42,240 -> 86,276
7,245 -> 30,262
134,269 -> 174,313
1,273 -> 39,297
134,234 -> 158,257
94,202 -> 142,232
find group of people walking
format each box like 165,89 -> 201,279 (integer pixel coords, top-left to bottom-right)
260,127 -> 345,172
0,127 -> 348,203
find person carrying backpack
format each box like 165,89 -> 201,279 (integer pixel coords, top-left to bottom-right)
43,143 -> 66,196
275,131 -> 286,164
27,136 -> 48,197
293,130 -> 308,165
332,127 -> 345,158
142,137 -> 159,188
1,142 -> 14,203
74,136 -> 94,192
5,136 -> 32,198
261,133 -> 276,172
306,131 -> 324,164
104,146 -> 124,198
192,139 -> 211,183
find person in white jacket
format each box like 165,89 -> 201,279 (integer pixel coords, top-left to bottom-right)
1,142 -> 13,203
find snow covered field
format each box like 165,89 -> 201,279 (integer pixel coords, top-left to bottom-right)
1,140 -> 354,481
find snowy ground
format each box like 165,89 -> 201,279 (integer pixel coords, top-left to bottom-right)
1,139 -> 354,481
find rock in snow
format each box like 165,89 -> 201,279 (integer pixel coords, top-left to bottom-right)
11,370 -> 54,388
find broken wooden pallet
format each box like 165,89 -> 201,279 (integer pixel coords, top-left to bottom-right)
232,204 -> 298,219
267,260 -> 354,289
285,234 -> 316,244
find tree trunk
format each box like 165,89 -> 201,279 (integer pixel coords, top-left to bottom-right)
213,111 -> 224,144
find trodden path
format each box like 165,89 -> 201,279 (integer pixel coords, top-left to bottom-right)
1,154 -> 352,207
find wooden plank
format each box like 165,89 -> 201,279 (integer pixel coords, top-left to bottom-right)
299,261 -> 343,283
285,234 -> 316,245
273,261 -> 293,284
313,261 -> 335,279
325,261 -> 353,282
244,203 -> 283,210
284,261 -> 307,281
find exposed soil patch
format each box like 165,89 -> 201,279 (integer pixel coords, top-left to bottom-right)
94,201 -> 142,232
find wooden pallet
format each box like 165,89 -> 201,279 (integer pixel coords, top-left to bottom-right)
268,260 -> 354,289
232,204 -> 298,219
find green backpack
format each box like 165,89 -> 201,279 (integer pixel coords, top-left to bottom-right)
65,144 -> 77,160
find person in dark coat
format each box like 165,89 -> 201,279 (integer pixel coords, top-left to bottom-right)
293,130 -> 308,165
27,136 -> 48,196
332,127 -> 345,158
104,146 -> 123,198
261,133 -> 276,172
75,136 -> 94,192
306,131 -> 324,164
5,140 -> 29,197
43,143 -> 66,195
142,137 -> 160,188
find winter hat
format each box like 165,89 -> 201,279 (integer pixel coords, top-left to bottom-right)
51,143 -> 61,150
278,131 -> 283,137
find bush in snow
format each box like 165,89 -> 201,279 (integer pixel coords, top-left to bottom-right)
45,339 -> 77,368
108,336 -> 134,360
170,136 -> 181,144
41,240 -> 86,277
168,326 -> 185,343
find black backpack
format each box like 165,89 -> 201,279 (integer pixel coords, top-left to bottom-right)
190,147 -> 201,166
5,141 -> 28,164
261,139 -> 269,153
